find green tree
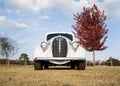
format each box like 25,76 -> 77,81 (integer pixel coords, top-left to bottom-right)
19,53 -> 29,65
0,35 -> 17,66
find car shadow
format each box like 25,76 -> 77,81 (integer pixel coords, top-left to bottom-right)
46,66 -> 76,70
48,68 -> 71,70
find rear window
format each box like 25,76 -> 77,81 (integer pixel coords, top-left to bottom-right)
47,33 -> 73,41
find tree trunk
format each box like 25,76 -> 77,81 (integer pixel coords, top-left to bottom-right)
6,58 -> 8,65
6,57 -> 10,66
93,50 -> 95,66
86,60 -> 87,67
24,60 -> 27,65
98,60 -> 100,66
8,59 -> 10,66
110,57 -> 113,66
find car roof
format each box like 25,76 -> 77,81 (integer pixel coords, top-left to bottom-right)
46,32 -> 73,35
45,32 -> 74,41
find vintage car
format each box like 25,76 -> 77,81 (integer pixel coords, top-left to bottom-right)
34,32 -> 86,70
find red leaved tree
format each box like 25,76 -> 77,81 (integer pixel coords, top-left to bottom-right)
72,4 -> 108,66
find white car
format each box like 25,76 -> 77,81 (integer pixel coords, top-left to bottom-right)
34,32 -> 86,70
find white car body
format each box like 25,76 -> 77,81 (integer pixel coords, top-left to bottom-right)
34,32 -> 86,70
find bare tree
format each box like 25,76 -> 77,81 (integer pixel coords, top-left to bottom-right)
72,4 -> 108,66
0,35 -> 17,66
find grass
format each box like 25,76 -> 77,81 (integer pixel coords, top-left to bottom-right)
0,65 -> 120,86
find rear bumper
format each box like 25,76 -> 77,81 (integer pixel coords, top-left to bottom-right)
34,57 -> 86,61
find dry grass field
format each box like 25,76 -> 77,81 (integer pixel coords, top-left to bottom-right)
0,65 -> 120,86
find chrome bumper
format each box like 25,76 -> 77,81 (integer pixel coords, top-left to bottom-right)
34,57 -> 86,61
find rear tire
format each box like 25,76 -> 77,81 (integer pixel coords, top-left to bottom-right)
34,61 -> 43,70
77,60 -> 86,70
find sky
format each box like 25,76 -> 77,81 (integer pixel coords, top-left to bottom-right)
0,0 -> 120,61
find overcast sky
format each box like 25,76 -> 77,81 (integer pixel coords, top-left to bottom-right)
0,0 -> 120,60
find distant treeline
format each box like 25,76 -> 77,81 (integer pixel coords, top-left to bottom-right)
0,59 -> 33,65
0,58 -> 120,66
87,58 -> 120,66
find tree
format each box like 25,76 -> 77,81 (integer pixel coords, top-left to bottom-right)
0,35 -> 17,66
19,53 -> 29,65
72,4 -> 108,66
105,57 -> 120,66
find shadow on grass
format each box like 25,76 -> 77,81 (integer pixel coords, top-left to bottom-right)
46,66 -> 76,70
48,68 -> 71,70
